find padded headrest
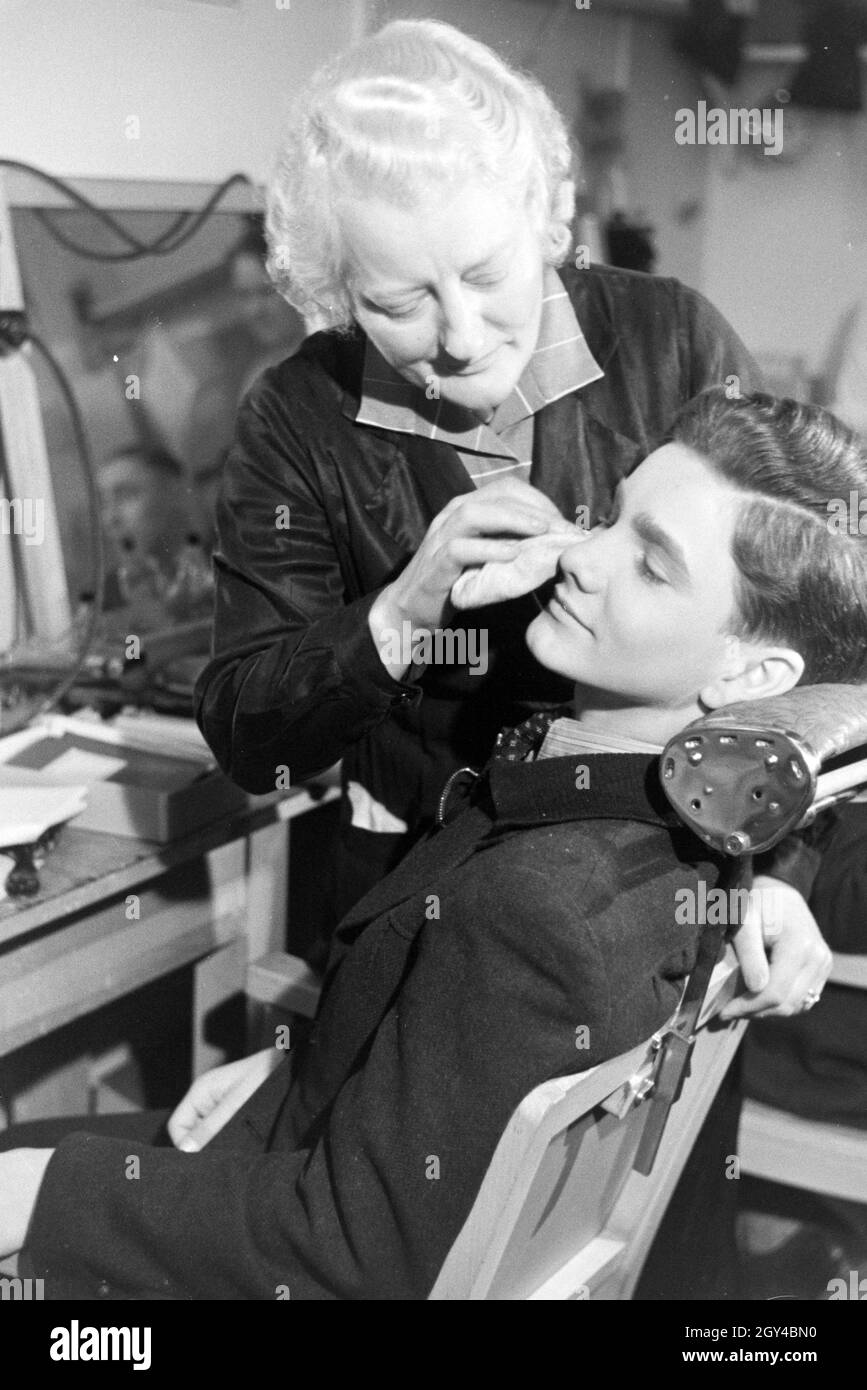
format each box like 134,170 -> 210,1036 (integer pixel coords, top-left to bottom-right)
660,684 -> 867,856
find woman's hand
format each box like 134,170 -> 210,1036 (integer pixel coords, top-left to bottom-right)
451,519 -> 584,610
369,478 -> 564,678
168,1048 -> 284,1152
722,877 -> 832,1019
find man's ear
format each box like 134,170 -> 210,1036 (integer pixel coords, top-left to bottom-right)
700,643 -> 805,710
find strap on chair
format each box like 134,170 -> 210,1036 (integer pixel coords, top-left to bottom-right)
632,858 -> 747,1176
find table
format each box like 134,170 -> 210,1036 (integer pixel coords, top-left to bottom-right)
0,782 -> 339,1124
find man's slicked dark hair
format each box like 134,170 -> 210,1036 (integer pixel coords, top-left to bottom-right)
669,387 -> 867,685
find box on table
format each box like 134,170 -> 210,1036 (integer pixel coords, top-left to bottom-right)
0,730 -> 253,842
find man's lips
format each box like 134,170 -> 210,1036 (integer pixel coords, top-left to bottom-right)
550,585 -> 591,632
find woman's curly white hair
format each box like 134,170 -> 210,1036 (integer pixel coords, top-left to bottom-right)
265,19 -> 577,332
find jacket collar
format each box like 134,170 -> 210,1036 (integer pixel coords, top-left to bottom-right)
334,265 -> 639,550
561,262 -> 621,370
351,266 -> 603,448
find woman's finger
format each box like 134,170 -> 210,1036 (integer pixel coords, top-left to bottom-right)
443,499 -> 554,538
473,477 -> 564,516
444,537 -> 524,567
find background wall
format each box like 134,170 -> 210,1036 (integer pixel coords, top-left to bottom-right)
372,0 -> 709,289
372,0 -> 867,398
0,0 -> 366,183
3,0 -> 866,389
701,98 -> 867,385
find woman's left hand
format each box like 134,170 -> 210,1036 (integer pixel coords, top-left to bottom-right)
722,876 -> 832,1019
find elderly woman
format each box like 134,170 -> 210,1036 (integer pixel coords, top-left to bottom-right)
194,20 -> 828,1003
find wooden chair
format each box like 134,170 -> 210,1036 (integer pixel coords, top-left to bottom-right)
246,683 -> 867,1299
247,946 -> 744,1300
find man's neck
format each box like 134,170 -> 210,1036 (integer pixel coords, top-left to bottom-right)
570,689 -> 704,748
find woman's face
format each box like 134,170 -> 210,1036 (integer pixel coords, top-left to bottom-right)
338,180 -> 546,418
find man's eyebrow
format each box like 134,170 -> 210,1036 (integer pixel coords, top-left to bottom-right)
631,511 -> 691,584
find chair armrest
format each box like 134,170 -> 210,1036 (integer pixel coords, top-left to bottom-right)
660,683 -> 867,855
246,951 -> 322,1019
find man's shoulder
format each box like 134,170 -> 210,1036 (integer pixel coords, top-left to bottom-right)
457,816 -> 689,919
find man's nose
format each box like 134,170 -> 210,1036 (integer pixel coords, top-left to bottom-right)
437,287 -> 486,364
558,534 -> 606,592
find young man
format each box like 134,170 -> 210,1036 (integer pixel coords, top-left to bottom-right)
2,389 -> 865,1300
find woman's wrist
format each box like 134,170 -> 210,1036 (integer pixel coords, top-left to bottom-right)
368,587 -> 413,681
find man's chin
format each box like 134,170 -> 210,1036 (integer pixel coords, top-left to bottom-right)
525,612 -> 581,680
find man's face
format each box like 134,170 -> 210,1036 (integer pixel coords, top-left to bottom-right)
98,456 -> 170,560
526,443 -> 747,715
339,180 -> 546,419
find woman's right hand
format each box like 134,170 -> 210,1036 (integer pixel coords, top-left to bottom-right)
368,478 -> 563,678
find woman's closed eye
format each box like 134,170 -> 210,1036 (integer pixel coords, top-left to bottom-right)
464,272 -> 506,289
363,295 -> 425,319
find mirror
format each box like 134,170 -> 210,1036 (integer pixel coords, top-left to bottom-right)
7,195 -> 304,629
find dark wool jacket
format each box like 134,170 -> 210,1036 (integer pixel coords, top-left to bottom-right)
26,748 -> 725,1300
193,264 -> 759,839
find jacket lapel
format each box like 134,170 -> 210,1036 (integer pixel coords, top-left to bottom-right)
352,428 -> 475,557
337,796 -> 492,935
533,393 -> 646,525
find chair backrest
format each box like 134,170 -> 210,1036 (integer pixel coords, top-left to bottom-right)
430,952 -> 745,1300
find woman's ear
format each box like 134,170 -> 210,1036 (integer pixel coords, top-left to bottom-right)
700,644 -> 805,710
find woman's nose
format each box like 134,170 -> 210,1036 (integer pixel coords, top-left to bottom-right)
437,288 -> 486,364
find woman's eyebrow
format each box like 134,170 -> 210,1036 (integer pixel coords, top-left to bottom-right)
462,240 -> 513,273
631,511 -> 691,584
363,241 -> 514,300
362,288 -> 421,306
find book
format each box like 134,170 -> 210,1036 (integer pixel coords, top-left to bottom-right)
0,785 -> 88,847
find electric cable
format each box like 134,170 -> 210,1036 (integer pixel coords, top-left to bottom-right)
0,160 -> 255,260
